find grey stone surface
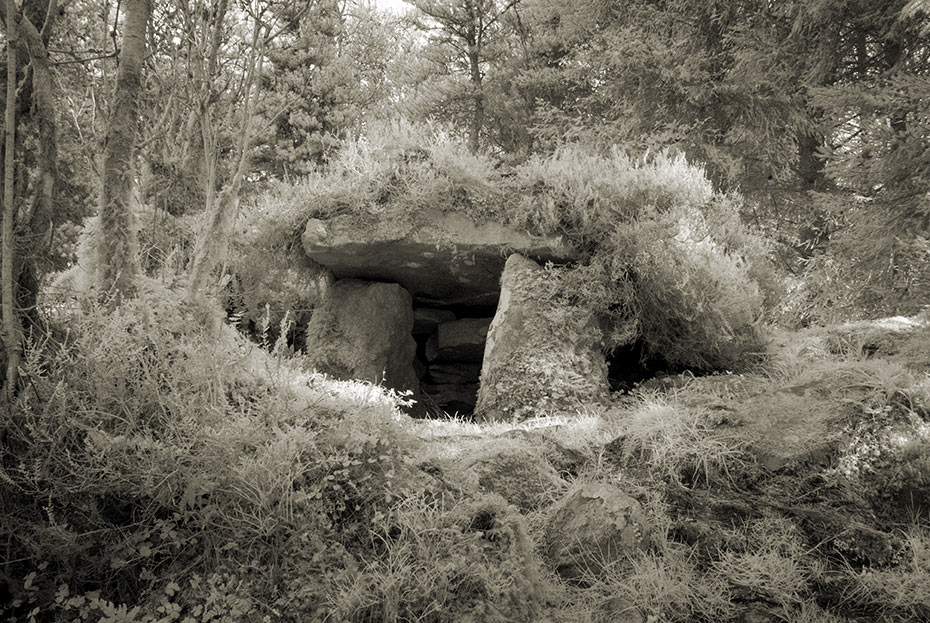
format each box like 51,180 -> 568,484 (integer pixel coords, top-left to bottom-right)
545,482 -> 652,583
425,318 -> 491,363
305,279 -> 419,402
302,213 -> 577,307
428,362 -> 482,384
413,307 -> 457,336
476,254 -> 608,420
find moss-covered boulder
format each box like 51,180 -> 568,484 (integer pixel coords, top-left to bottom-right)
458,445 -> 565,512
305,279 -> 419,402
545,482 -> 653,583
475,254 -> 608,420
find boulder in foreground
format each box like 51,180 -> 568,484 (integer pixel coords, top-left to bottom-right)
545,482 -> 652,583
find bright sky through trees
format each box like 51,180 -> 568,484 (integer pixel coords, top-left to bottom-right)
376,0 -> 408,13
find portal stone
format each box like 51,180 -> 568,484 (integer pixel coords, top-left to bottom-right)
476,254 -> 609,420
305,279 -> 419,402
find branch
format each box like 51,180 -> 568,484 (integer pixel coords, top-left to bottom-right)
50,52 -> 118,66
478,0 -> 519,36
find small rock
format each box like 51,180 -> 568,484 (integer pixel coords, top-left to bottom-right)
599,596 -> 645,623
460,447 -> 565,512
736,605 -> 782,623
545,482 -> 652,583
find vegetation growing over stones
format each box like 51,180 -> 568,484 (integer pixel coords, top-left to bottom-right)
247,126 -> 769,371
3,0 -> 930,621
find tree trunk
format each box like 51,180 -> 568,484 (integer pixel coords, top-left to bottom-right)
797,130 -> 826,191
96,0 -> 151,300
0,1 -> 61,400
2,0 -> 22,399
186,15 -> 266,303
14,3 -> 57,235
468,46 -> 483,153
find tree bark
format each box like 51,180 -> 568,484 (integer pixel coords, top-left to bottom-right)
797,130 -> 826,191
13,4 -> 57,232
186,14 -> 266,303
0,2 -> 61,400
468,44 -> 483,153
96,0 -> 151,300
2,0 -> 22,399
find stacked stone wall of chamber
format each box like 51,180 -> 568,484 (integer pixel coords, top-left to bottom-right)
412,307 -> 494,416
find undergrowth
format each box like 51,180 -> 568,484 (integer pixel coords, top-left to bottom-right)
1,281 -> 546,622
607,393 -> 747,486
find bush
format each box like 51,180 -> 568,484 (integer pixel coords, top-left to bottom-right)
607,392 -> 747,486
507,146 -> 715,247
841,525 -> 930,622
712,516 -> 822,612
224,244 -> 330,348
238,120 -> 506,252
507,146 -> 768,370
557,541 -> 733,623
320,494 -> 548,623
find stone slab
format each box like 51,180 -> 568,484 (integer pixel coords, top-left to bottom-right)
425,318 -> 491,363
302,213 -> 578,307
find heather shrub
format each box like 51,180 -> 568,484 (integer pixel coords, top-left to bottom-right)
841,525 -> 930,622
557,541 -> 733,622
507,146 -> 715,248
454,441 -> 567,512
826,400 -> 930,518
507,146 -> 768,371
607,393 -> 747,486
712,516 -> 822,613
603,207 -> 765,369
240,120 -> 506,252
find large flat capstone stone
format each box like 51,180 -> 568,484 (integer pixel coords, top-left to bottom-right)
302,213 -> 578,307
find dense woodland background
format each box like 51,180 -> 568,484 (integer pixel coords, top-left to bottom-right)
2,1 -> 930,622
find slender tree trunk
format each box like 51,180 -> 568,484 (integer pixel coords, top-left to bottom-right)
468,45 -> 483,153
15,3 -> 57,233
797,130 -> 825,191
96,0 -> 151,300
186,16 -> 266,302
0,2 -> 61,400
2,0 -> 22,399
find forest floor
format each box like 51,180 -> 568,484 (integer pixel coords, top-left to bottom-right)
398,313 -> 930,622
4,294 -> 929,622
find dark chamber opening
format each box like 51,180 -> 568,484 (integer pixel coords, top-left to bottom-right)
412,304 -> 496,417
607,339 -> 675,393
